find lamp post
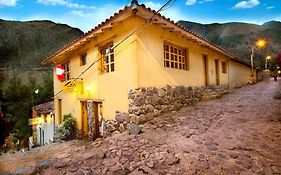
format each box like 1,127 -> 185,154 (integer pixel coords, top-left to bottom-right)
265,56 -> 271,70
250,39 -> 267,77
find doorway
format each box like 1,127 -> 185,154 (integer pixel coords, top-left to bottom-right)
215,59 -> 220,85
203,54 -> 209,86
58,99 -> 62,124
80,101 -> 103,140
81,101 -> 88,138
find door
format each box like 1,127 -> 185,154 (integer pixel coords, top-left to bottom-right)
81,101 -> 88,137
57,99 -> 62,124
203,54 -> 209,86
215,59 -> 220,85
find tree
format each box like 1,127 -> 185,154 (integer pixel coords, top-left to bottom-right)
3,75 -> 32,141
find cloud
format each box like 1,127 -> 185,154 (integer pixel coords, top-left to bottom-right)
199,0 -> 214,4
186,0 -> 197,6
144,2 -> 162,10
266,6 -> 274,10
0,0 -> 17,7
37,0 -> 95,10
71,10 -> 91,17
233,0 -> 260,9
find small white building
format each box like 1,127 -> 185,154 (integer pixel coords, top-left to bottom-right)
29,101 -> 54,147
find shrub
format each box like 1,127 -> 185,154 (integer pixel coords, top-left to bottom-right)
55,114 -> 76,141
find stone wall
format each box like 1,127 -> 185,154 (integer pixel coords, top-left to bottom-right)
104,85 -> 229,137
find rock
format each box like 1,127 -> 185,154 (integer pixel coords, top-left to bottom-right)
97,151 -> 106,159
158,89 -> 166,97
130,114 -> 139,124
145,113 -> 154,121
119,123 -> 126,133
197,154 -> 205,160
109,162 -> 122,172
112,131 -> 120,135
107,124 -> 116,132
115,112 -> 130,123
10,166 -> 37,175
139,151 -> 150,161
134,97 -> 145,106
35,160 -> 52,170
229,152 -> 239,159
264,165 -> 273,175
145,104 -> 154,113
129,124 -> 142,135
129,165 -> 158,175
75,169 -> 84,175
146,160 -> 154,168
236,154 -> 253,169
202,160 -> 210,169
207,143 -> 218,151
70,166 -> 79,172
85,170 -> 93,175
138,115 -> 147,124
167,156 -> 180,165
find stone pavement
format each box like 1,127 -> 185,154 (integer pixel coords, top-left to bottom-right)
1,79 -> 281,175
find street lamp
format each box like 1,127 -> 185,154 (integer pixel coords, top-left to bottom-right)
265,56 -> 271,70
250,39 -> 267,77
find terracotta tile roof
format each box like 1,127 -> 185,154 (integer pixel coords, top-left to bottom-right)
41,3 -> 253,68
33,101 -> 54,115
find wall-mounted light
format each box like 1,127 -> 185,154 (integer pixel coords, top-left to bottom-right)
85,85 -> 92,92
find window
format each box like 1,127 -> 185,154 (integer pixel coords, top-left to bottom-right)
222,61 -> 227,73
100,43 -> 114,73
62,62 -> 70,81
80,53 -> 87,66
164,43 -> 189,70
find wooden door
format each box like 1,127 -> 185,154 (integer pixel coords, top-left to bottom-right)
57,99 -> 62,124
215,59 -> 220,85
81,101 -> 88,137
203,55 -> 209,86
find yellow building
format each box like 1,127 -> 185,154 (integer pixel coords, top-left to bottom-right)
42,1 -> 256,139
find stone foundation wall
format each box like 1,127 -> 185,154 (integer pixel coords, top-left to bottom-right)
104,85 -> 229,137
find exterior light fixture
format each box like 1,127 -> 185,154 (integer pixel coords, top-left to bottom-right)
250,38 -> 268,76
265,56 -> 271,70
85,85 -> 92,91
256,39 -> 267,48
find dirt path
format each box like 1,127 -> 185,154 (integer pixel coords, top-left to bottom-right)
1,79 -> 281,175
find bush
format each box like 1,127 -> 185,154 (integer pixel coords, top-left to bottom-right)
55,114 -> 76,141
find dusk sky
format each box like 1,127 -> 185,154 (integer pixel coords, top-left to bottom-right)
0,0 -> 280,32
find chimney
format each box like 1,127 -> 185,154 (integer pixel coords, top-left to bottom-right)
131,0 -> 139,11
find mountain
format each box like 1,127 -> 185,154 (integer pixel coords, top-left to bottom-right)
178,20 -> 281,68
0,19 -> 83,86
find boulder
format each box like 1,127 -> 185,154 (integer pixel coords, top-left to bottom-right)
129,124 -> 142,135
115,112 -> 130,123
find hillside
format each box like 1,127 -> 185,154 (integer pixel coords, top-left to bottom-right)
178,20 -> 281,69
0,19 -> 83,86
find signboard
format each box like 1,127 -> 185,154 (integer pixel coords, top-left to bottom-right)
62,79 -> 83,93
29,117 -> 42,126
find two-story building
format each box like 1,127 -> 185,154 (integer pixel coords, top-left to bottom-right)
42,1 -> 256,139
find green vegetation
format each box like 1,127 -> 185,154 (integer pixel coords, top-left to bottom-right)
55,114 -> 76,141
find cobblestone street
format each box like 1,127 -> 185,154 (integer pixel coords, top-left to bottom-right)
1,79 -> 281,175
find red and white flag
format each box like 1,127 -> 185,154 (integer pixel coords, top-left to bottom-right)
56,65 -> 65,81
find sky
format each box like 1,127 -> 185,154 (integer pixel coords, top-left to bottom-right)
0,0 -> 280,32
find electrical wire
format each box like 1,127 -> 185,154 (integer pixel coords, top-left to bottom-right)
53,0 -> 176,98
125,0 -> 131,6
